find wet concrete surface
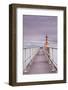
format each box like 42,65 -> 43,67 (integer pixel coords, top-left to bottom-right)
23,48 -> 57,75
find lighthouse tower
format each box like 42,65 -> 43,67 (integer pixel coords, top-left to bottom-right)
45,34 -> 48,48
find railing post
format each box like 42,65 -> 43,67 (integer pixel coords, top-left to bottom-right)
51,48 -> 56,72
48,47 -> 52,64
24,48 -> 27,72
30,48 -> 32,65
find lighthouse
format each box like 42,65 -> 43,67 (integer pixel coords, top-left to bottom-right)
45,34 -> 48,48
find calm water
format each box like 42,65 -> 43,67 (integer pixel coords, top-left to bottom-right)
24,41 -> 57,48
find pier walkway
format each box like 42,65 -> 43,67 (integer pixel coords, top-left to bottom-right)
23,47 -> 57,75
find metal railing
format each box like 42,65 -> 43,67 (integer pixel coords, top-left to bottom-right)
44,47 -> 57,72
48,47 -> 57,67
23,47 -> 40,72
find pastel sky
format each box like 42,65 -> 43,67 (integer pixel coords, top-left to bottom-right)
23,15 -> 57,43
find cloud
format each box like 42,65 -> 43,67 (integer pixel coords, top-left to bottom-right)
23,15 -> 57,42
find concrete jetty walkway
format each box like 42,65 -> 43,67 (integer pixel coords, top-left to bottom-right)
23,48 -> 57,75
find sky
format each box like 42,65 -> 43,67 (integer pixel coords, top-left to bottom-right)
23,15 -> 57,46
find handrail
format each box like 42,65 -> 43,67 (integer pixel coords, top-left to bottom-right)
46,49 -> 57,69
49,47 -> 57,66
43,47 -> 57,71
23,47 -> 40,71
